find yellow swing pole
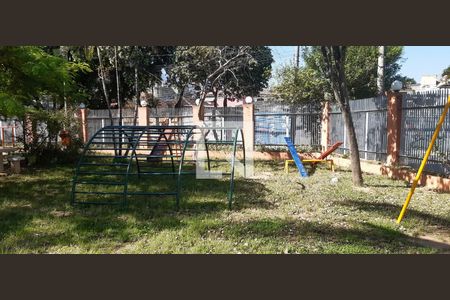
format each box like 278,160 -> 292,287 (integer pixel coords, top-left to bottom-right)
396,95 -> 450,223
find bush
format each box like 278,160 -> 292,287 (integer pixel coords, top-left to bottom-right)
19,108 -> 84,166
26,138 -> 83,166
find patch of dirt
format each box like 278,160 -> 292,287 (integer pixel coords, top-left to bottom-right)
410,229 -> 450,253
249,172 -> 274,180
49,210 -> 72,218
353,186 -> 372,193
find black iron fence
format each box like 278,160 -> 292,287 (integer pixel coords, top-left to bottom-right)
203,107 -> 243,142
400,89 -> 450,175
10,90 -> 449,176
254,102 -> 321,147
330,96 -> 388,162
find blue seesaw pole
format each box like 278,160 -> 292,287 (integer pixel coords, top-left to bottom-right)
284,136 -> 308,177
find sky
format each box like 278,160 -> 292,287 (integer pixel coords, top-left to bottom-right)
269,46 -> 450,84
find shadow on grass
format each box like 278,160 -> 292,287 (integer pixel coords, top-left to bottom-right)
335,199 -> 450,227
1,164 -> 271,210
198,217 -> 444,253
0,170 -> 72,210
364,183 -> 408,188
0,206 -> 33,241
6,164 -> 445,253
0,166 -> 273,251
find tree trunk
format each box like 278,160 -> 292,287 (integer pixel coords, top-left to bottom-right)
198,93 -> 207,121
222,91 -> 228,132
114,46 -> 122,127
96,46 -> 114,126
97,46 -> 119,156
377,46 -> 385,95
340,101 -> 363,185
213,88 -> 218,108
175,86 -> 185,108
321,46 -> 363,186
114,47 -> 123,156
212,88 -> 219,140
133,66 -> 139,127
197,83 -> 208,121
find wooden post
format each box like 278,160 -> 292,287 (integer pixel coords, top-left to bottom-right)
321,101 -> 331,152
386,91 -> 403,166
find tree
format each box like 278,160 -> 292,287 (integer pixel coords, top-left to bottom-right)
320,46 -> 363,186
344,46 -> 403,99
61,46 -> 174,110
301,46 -> 404,100
397,76 -> 416,89
221,46 -> 273,106
168,46 -> 249,118
272,64 -> 326,106
442,66 -> 450,77
167,46 -> 272,118
112,46 -> 174,104
273,46 -> 405,185
377,46 -> 385,95
0,46 -> 90,117
96,46 -> 115,126
167,47 -> 195,108
0,46 -> 91,153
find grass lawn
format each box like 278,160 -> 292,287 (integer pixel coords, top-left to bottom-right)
0,160 -> 449,254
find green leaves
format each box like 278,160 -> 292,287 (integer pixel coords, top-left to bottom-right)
273,65 -> 327,104
91,46 -> 174,106
168,46 -> 273,99
342,46 -> 404,99
0,93 -> 26,117
273,46 -> 405,104
0,46 -> 92,117
442,66 -> 450,77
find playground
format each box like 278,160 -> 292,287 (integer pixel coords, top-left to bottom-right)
1,95 -> 450,254
0,158 -> 449,254
1,46 -> 449,254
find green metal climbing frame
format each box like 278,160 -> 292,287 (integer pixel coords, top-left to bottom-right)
71,125 -> 246,209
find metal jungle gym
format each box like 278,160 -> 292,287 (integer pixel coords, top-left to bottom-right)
71,125 -> 246,209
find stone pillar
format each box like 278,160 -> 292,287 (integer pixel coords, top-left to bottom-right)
242,103 -> 254,151
386,91 -> 403,166
79,107 -> 89,143
320,101 -> 331,151
138,106 -> 149,126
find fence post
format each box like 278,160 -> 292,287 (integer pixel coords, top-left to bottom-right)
192,105 -> 203,126
138,106 -> 149,126
386,91 -> 403,166
320,101 -> 330,151
290,115 -> 296,142
24,113 -> 35,147
243,102 -> 254,151
79,107 -> 89,143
